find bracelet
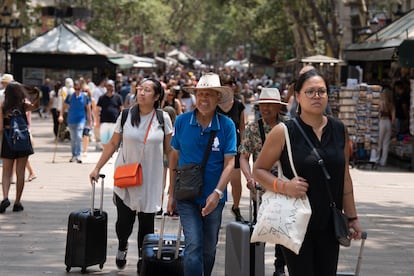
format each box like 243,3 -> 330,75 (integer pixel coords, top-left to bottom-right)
348,216 -> 358,222
273,178 -> 279,193
214,188 -> 224,199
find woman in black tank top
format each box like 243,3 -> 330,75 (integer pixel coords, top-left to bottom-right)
253,70 -> 363,276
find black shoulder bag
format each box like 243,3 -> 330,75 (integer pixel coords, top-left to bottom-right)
293,118 -> 351,247
174,130 -> 216,201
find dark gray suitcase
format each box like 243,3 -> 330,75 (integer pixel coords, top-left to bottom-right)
64,174 -> 107,273
337,232 -> 368,276
140,214 -> 184,275
225,188 -> 265,276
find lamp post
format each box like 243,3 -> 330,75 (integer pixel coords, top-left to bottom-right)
0,6 -> 23,73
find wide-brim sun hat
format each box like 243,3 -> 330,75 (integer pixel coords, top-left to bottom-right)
182,73 -> 233,104
1,73 -> 14,83
254,87 -> 287,105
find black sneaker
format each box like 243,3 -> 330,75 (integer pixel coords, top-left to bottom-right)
12,203 -> 24,212
0,198 -> 10,213
115,249 -> 127,270
231,206 -> 246,222
137,258 -> 142,273
155,208 -> 163,218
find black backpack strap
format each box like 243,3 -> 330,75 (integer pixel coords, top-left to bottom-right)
120,108 -> 129,130
155,108 -> 165,133
258,118 -> 266,145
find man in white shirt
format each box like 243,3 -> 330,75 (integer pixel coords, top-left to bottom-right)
0,74 -> 14,103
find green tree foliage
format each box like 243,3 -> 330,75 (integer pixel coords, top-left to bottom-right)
87,0 -> 173,52
23,0 -> 343,62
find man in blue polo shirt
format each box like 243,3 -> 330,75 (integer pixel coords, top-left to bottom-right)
59,80 -> 92,163
167,73 -> 236,276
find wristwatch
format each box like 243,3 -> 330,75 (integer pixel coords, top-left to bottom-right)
214,188 -> 224,199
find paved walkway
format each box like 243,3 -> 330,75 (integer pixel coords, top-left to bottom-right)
0,116 -> 413,276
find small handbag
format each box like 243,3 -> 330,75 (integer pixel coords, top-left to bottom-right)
114,110 -> 154,188
293,118 -> 351,247
114,163 -> 142,188
174,130 -> 216,201
251,123 -> 312,254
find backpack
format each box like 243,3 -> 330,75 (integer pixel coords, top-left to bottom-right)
5,109 -> 32,152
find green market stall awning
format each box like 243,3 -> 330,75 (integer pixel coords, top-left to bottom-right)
108,56 -> 134,69
12,23 -> 131,83
344,9 -> 414,63
398,39 -> 414,67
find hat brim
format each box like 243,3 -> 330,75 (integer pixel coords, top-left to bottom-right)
254,99 -> 288,105
183,86 -> 233,104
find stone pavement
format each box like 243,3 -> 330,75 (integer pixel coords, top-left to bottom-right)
0,116 -> 413,276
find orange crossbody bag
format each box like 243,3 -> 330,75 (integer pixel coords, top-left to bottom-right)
114,163 -> 142,188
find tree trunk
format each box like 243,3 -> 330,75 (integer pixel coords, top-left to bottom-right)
306,0 -> 340,57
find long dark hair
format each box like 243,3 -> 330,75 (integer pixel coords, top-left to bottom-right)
129,78 -> 164,127
2,82 -> 30,114
54,81 -> 62,97
294,69 -> 328,114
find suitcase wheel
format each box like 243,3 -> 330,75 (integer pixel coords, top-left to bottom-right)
66,266 -> 71,272
81,267 -> 87,273
99,263 -> 104,269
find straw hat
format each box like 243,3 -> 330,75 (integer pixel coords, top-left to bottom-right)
254,88 -> 287,105
1,73 -> 14,83
183,73 -> 233,104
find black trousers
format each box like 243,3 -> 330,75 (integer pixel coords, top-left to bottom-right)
282,228 -> 339,276
114,193 -> 155,256
51,108 -> 59,137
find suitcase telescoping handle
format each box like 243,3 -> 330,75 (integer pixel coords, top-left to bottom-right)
157,213 -> 183,260
250,184 -> 263,225
355,231 -> 367,276
91,174 -> 105,215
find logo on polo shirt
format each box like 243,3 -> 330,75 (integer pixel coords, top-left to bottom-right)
212,137 -> 220,151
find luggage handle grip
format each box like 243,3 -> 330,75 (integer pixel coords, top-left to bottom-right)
355,231 -> 367,276
91,174 -> 105,215
157,213 -> 182,260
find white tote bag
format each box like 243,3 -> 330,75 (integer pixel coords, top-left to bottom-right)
251,123 -> 312,254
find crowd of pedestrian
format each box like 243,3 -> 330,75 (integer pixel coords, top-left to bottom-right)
0,66 -> 374,276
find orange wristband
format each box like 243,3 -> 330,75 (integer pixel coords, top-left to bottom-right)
273,178 -> 279,193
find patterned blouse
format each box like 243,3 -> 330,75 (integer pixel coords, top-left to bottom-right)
239,119 -> 273,162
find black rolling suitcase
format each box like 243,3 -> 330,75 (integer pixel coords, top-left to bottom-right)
225,187 -> 265,276
140,214 -> 184,276
65,174 -> 107,273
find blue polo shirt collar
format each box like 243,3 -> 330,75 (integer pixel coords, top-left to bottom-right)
189,109 -> 221,131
